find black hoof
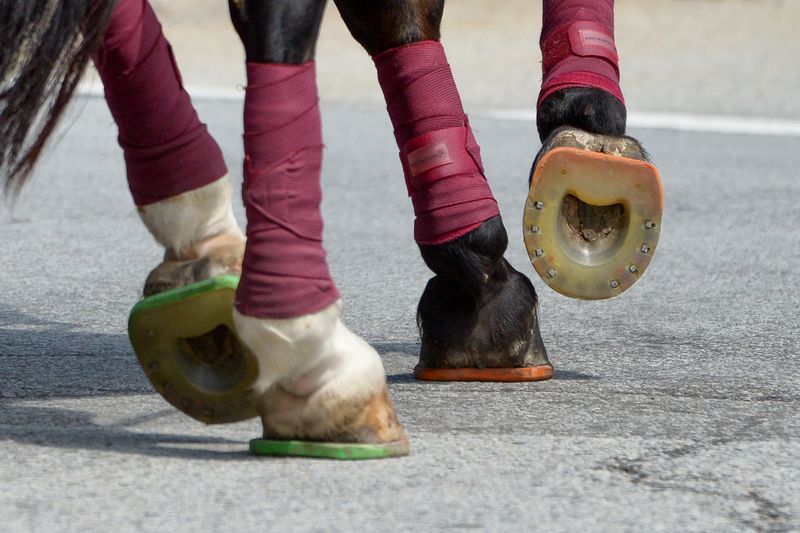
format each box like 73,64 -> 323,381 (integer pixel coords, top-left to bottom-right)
416,216 -> 550,371
533,125 -> 649,176
418,258 -> 549,369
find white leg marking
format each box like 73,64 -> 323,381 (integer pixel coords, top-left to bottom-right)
137,174 -> 244,259
233,302 -> 386,401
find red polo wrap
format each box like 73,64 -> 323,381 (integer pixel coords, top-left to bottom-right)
234,62 -> 339,319
538,0 -> 624,108
373,41 -> 500,245
94,0 -> 226,205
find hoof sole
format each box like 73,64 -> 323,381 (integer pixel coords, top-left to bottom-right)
249,437 -> 410,460
524,146 -> 663,300
128,275 -> 259,424
414,365 -> 553,382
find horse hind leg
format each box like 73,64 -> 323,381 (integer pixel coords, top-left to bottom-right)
227,0 -> 408,457
336,0 -> 552,381
95,0 -> 245,295
98,0 -> 252,423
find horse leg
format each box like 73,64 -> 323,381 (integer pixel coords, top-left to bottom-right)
335,0 -> 551,381
227,0 -> 407,452
526,0 -> 663,299
94,0 -> 244,295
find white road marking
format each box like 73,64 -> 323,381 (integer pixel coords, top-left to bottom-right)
77,82 -> 245,102
78,82 -> 800,136
483,109 -> 800,137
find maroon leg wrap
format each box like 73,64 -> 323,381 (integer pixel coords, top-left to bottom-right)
538,0 -> 624,109
234,62 -> 339,319
373,41 -> 500,245
94,0 -> 226,206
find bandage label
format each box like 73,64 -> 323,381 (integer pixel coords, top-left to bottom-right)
568,22 -> 618,62
579,30 -> 616,53
407,142 -> 452,177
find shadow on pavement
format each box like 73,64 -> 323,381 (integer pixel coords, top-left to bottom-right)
373,342 -> 419,357
0,402 -> 255,461
0,303 -> 130,358
0,305 -> 152,400
554,370 -> 600,381
386,372 -> 416,384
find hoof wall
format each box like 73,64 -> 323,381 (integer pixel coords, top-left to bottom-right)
128,275 -> 259,424
249,438 -> 410,460
414,365 -> 553,382
524,146 -> 663,300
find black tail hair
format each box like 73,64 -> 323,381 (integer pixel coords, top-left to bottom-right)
0,0 -> 116,198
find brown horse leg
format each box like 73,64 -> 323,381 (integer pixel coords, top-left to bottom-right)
335,0 -> 552,381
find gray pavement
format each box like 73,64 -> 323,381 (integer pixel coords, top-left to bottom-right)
1,96 -> 799,532
141,0 -> 800,119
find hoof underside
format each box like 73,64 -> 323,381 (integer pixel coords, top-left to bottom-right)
128,275 -> 259,424
414,365 -> 553,382
524,139 -> 663,300
249,437 -> 410,460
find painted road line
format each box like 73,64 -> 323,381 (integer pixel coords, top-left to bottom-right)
484,109 -> 800,137
77,82 -> 245,102
77,83 -> 800,137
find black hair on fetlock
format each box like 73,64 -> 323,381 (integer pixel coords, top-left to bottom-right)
536,87 -> 627,142
485,260 -> 546,363
415,215 -> 549,368
416,252 -> 547,369
1,0 -> 117,198
418,215 -> 508,300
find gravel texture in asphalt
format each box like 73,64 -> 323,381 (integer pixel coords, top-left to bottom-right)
1,97 -> 798,532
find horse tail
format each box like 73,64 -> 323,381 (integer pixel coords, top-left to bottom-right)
0,0 -> 116,198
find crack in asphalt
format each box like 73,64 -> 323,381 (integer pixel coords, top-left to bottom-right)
600,440 -> 794,532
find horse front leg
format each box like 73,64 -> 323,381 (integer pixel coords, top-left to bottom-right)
335,0 -> 552,381
227,0 -> 408,457
526,0 -> 664,300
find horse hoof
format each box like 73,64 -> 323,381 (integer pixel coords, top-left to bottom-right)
232,305 -> 408,457
251,385 -> 409,459
128,275 -> 259,424
143,232 -> 245,297
416,256 -> 553,382
249,387 -> 409,460
524,127 -> 663,300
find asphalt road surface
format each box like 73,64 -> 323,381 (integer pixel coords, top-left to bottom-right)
1,96 -> 798,532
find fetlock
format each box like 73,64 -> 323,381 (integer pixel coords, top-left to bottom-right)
537,87 -> 626,142
233,302 -> 406,444
137,175 -> 245,296
417,215 -> 549,370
